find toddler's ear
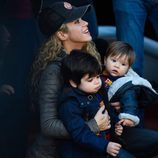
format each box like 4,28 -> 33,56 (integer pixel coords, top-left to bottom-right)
69,80 -> 77,88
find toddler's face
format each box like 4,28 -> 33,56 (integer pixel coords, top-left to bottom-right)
78,74 -> 102,93
105,55 -> 130,77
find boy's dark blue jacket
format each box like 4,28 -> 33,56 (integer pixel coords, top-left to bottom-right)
58,85 -> 110,158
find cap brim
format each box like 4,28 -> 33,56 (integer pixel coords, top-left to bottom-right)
64,4 -> 90,23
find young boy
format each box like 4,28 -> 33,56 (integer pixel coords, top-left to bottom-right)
58,50 -> 135,158
102,41 -> 158,127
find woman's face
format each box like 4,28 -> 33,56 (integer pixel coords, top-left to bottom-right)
66,18 -> 92,44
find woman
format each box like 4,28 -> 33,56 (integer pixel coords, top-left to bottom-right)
27,2 -> 158,158
27,2 -> 109,158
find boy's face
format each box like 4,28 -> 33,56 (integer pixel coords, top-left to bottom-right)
78,74 -> 102,93
104,55 -> 130,77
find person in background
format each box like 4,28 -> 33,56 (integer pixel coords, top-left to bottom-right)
112,0 -> 158,76
27,2 -> 108,158
0,24 -> 10,74
0,0 -> 41,157
58,50 -> 135,158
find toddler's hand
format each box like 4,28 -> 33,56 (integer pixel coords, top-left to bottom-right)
106,142 -> 121,157
118,119 -> 135,127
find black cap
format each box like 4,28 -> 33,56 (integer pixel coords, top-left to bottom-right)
38,1 -> 90,37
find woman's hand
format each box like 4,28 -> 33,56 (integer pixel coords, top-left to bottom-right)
94,105 -> 111,131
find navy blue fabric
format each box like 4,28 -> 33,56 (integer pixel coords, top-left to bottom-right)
58,86 -> 135,158
113,0 -> 158,76
58,87 -> 109,158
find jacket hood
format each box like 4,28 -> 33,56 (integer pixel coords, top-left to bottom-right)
108,68 -> 158,101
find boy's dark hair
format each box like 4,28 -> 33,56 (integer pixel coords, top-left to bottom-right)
62,50 -> 102,85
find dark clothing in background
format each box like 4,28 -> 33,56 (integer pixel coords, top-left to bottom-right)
0,0 -> 42,157
0,0 -> 33,18
113,0 -> 158,76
